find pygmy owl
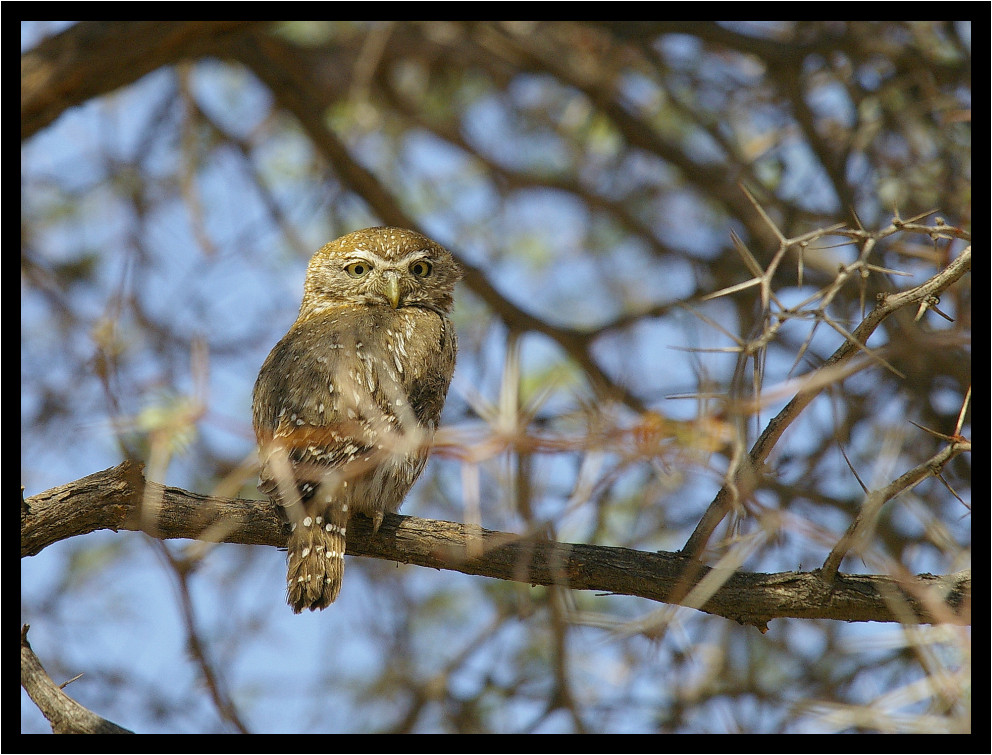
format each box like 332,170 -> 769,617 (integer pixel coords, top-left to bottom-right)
252,227 -> 459,612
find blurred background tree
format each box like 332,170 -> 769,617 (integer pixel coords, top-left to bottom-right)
21,20 -> 970,734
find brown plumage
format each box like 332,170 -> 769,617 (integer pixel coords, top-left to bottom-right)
252,227 -> 459,612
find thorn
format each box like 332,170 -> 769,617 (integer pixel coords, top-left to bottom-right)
59,673 -> 84,689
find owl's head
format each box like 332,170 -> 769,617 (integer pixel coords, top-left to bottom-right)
301,227 -> 461,317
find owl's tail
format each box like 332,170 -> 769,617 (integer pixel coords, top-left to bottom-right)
285,503 -> 349,612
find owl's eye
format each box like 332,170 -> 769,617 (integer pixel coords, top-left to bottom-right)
409,260 -> 432,278
345,261 -> 372,278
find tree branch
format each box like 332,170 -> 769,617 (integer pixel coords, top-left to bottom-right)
21,462 -> 971,629
20,625 -> 134,734
21,21 -> 262,140
682,244 -> 971,559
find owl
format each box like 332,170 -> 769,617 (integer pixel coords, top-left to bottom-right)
252,227 -> 459,612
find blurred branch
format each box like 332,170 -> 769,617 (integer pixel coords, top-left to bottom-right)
152,542 -> 251,734
21,461 -> 971,628
226,30 -> 646,410
473,23 -> 773,245
20,21 -> 263,140
377,76 -> 688,265
21,625 -> 134,734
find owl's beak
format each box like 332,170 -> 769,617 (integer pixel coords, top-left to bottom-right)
384,274 -> 403,309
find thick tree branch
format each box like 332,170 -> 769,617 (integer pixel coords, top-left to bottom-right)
21,462 -> 971,629
21,21 -> 262,140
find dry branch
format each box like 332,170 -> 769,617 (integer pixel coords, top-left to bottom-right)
682,244 -> 971,559
20,625 -> 134,734
21,461 -> 970,629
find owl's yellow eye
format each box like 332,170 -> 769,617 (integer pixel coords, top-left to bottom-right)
345,261 -> 372,278
410,260 -> 432,278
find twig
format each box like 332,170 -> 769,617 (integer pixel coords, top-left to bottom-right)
20,625 -> 134,734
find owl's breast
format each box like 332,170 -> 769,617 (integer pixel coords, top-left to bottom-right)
254,304 -> 454,443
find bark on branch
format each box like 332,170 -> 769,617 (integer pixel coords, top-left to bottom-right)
20,625 -> 134,734
21,461 -> 971,629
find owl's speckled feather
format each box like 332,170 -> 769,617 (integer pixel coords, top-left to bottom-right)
252,227 -> 459,612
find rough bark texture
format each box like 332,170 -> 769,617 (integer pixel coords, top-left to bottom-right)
21,462 -> 971,629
